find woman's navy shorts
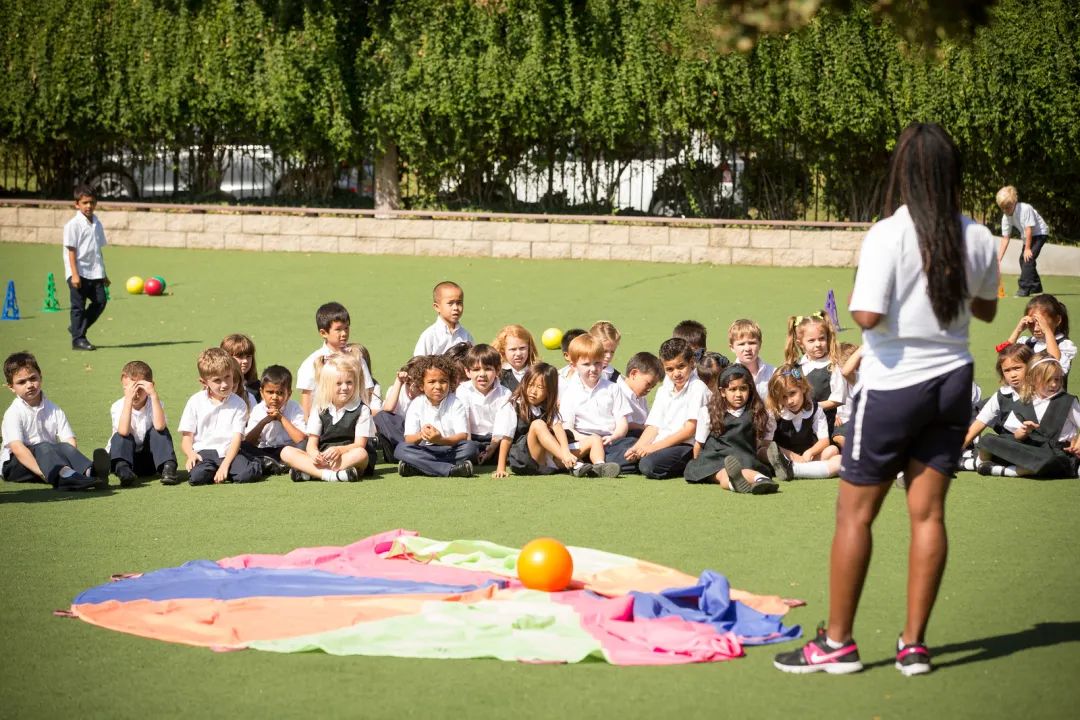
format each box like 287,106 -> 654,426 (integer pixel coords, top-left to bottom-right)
840,363 -> 973,485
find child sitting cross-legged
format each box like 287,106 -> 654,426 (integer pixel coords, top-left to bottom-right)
106,360 -> 178,486
242,365 -> 307,477
558,334 -> 628,478
395,355 -> 478,478
492,363 -> 576,477
282,354 -> 372,482
616,352 -> 662,439
455,344 -> 512,467
763,364 -> 841,481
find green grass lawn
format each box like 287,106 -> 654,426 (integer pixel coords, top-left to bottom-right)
1,241 -> 1079,719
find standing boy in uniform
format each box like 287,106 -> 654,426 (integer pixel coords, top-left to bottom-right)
63,185 -> 111,351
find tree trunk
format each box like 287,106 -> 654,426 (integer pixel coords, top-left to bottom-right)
374,141 -> 400,216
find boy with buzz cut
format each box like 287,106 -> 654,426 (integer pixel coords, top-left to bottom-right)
63,185 -> 111,351
106,360 -> 178,486
296,301 -> 374,420
455,344 -> 512,466
559,334 -> 628,477
243,365 -> 306,476
729,318 -> 774,400
616,351 -> 663,438
615,338 -> 708,479
1,351 -> 107,490
414,281 -> 475,356
179,348 -> 262,486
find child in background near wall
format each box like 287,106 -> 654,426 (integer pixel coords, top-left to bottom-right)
282,354 -> 372,482
958,343 -> 1032,471
764,365 -> 841,481
729,319 -> 774,401
106,360 -> 178,486
493,325 -> 539,391
996,185 -> 1051,298
785,313 -> 846,435
492,363 -> 576,477
395,355 -> 478,478
221,333 -> 260,401
243,365 -> 306,477
684,364 -> 778,494
616,352 -> 662,439
589,321 -> 622,381
976,354 -> 1080,478
63,185 -> 111,351
1005,294 -> 1076,383
413,281 -> 475,355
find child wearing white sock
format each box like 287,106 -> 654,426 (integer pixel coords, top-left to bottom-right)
763,364 -> 841,481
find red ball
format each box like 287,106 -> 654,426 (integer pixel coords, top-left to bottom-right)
516,537 -> 574,592
144,277 -> 164,296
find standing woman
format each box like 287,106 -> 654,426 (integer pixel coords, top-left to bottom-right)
774,123 -> 999,676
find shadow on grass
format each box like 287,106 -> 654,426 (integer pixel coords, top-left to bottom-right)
95,340 -> 201,349
863,621 -> 1080,670
0,486 -> 117,504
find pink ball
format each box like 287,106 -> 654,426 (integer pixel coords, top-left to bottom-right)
144,277 -> 164,296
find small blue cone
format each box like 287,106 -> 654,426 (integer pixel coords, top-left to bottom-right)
825,289 -> 841,332
2,280 -> 20,320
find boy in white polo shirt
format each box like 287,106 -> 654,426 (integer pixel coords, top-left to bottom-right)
1,352 -> 106,490
616,351 -> 663,439
106,360 -> 178,486
242,365 -> 306,476
63,185 -> 111,351
729,319 -> 775,400
296,301 -> 374,420
395,355 -> 478,477
559,334 -> 627,477
996,185 -> 1051,297
179,348 -> 262,486
413,281 -> 475,356
455,344 -> 511,466
616,338 -> 708,479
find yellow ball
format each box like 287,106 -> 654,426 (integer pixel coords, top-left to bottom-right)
125,276 -> 144,295
541,327 -> 563,350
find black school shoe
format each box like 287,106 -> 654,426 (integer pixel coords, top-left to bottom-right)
259,455 -> 287,476
91,448 -> 111,489
114,461 -> 138,487
724,455 -> 752,493
767,442 -> 794,481
160,461 -> 180,485
72,337 -> 96,351
896,637 -> 933,676
449,460 -> 474,478
774,624 -> 863,675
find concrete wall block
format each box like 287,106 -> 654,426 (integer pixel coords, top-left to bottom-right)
452,240 -> 492,257
413,239 -> 450,256
126,212 -> 167,231
0,226 -> 39,244
376,237 -> 416,255
300,235 -> 340,254
731,248 -> 774,266
18,208 -> 59,228
669,226 -> 709,247
356,218 -> 396,239
573,243 -> 611,260
813,248 -> 856,267
549,223 -> 589,244
651,245 -> 692,264
316,216 -> 356,237
95,209 -> 128,230
789,230 -> 826,250
339,237 -> 377,255
203,214 -> 243,233
165,213 -> 205,233
186,232 -> 225,250
532,242 -> 572,259
710,227 -> 750,248
691,247 -> 733,265
610,245 -> 649,262
241,214 -> 281,235
830,231 -> 864,251
224,233 -> 262,252
470,221 -> 512,242
262,234 -> 301,252
773,248 -> 815,267
105,228 -> 143,247
432,220 -> 473,240
0,207 -> 20,226
394,219 -> 434,238
148,230 -> 186,249
492,240 -> 532,259
749,229 -> 791,249
509,222 -> 550,244
629,225 -> 668,246
590,224 -> 630,246
277,215 -> 320,236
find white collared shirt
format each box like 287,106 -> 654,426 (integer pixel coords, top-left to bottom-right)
413,319 -> 475,356
62,212 -> 107,280
106,397 -> 166,452
305,397 -> 374,440
560,375 -> 632,437
1002,202 -> 1050,238
777,404 -> 829,439
798,355 -> 847,404
647,377 -> 708,444
295,344 -> 375,393
456,382 -> 511,436
178,390 -> 248,455
743,361 -> 775,401
1002,392 -> 1080,441
245,399 -> 306,448
1,394 -> 75,465
695,405 -> 776,444
976,386 -> 1018,426
404,392 -> 469,445
616,376 -> 650,425
1022,334 -> 1077,374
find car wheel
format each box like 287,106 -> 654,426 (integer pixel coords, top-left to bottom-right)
85,163 -> 139,200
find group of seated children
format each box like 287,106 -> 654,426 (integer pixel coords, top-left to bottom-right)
4,282 -> 1077,491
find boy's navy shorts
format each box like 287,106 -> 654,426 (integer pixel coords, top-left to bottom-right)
840,364 -> 972,485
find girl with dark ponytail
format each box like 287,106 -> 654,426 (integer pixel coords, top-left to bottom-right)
774,123 -> 1000,678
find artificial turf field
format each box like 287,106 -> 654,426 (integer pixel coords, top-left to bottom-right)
1,240 -> 1078,720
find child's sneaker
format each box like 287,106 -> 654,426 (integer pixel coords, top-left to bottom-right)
773,625 -> 863,674
751,476 -> 779,495
593,462 -> 620,478
767,442 -> 794,481
341,467 -> 360,482
290,468 -> 311,482
724,455 -> 751,493
895,637 -> 932,676
571,462 -> 592,477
